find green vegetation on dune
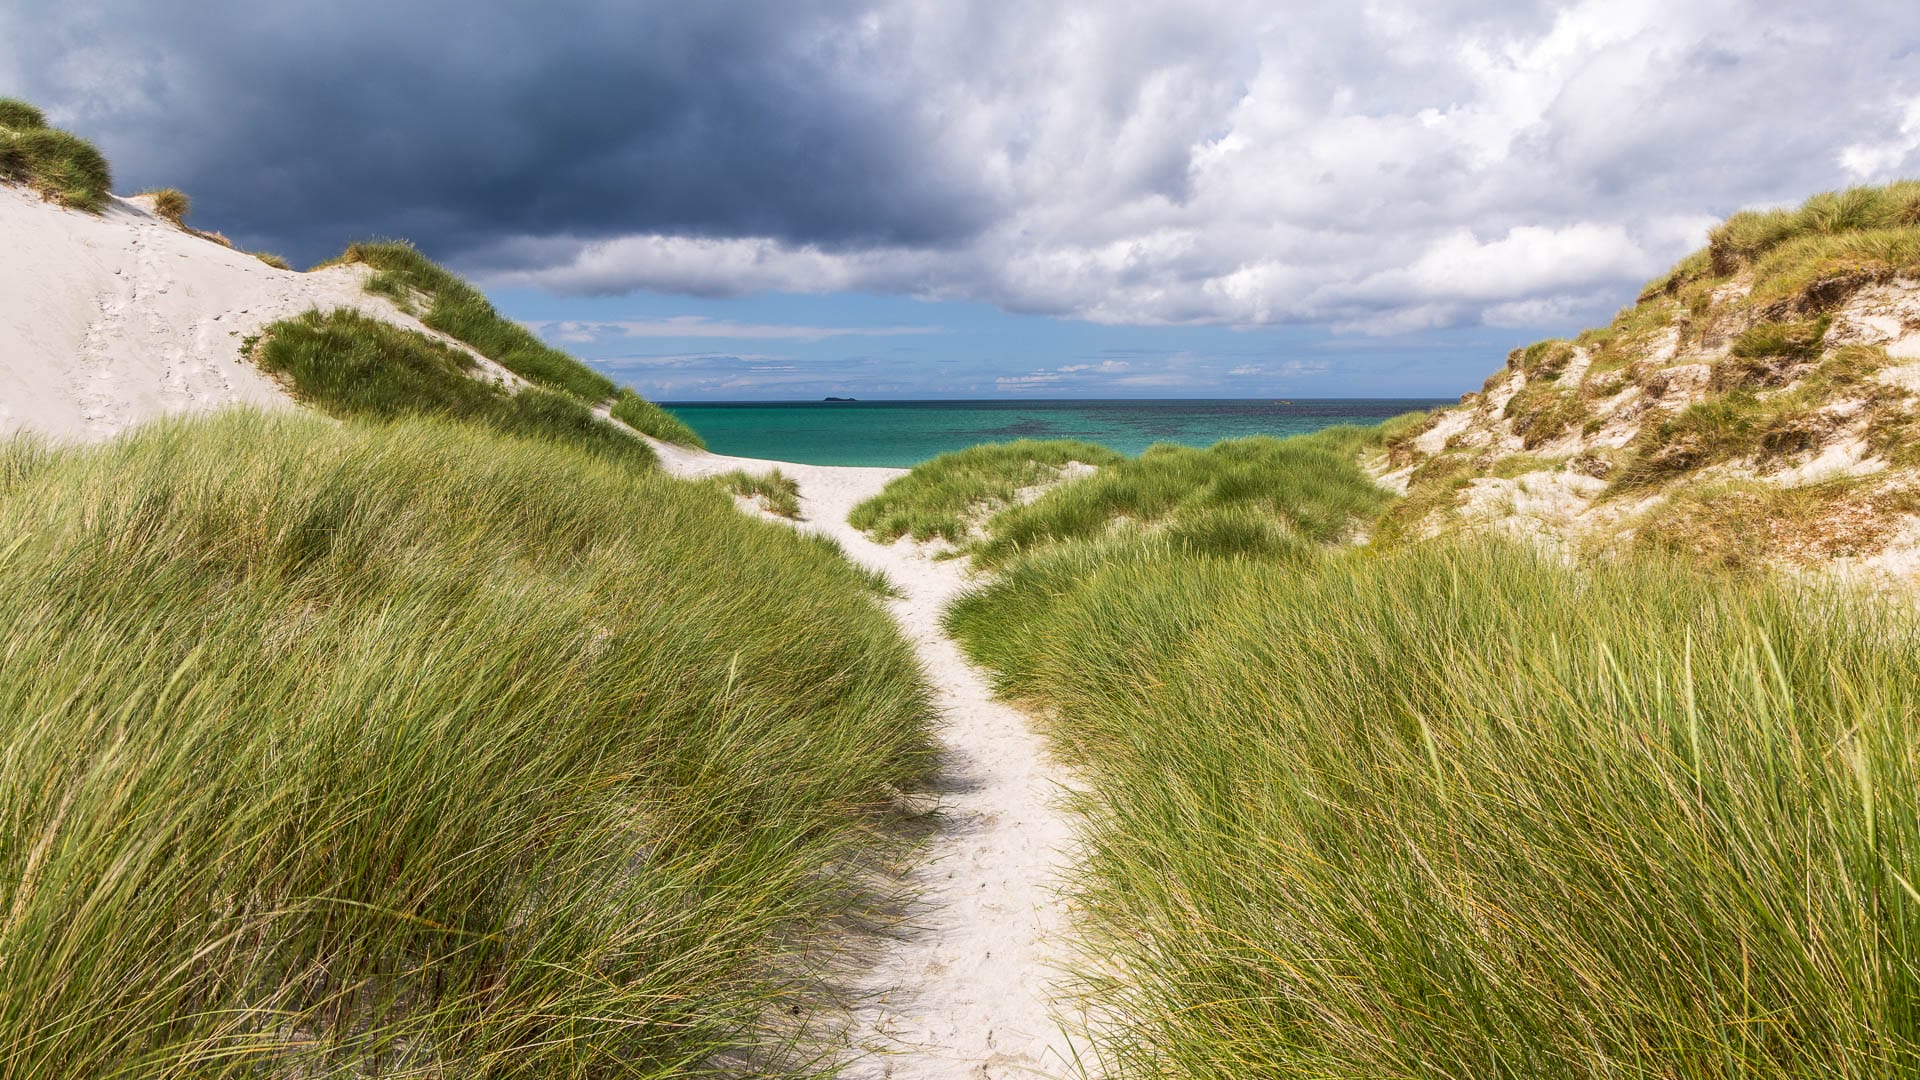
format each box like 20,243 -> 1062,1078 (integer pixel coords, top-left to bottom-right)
139,185 -> 191,226
970,432 -> 1394,566
326,240 -> 623,406
0,410 -> 935,1074
718,468 -> 804,519
0,97 -> 47,129
253,308 -> 656,470
849,439 -> 1125,543
1633,181 -> 1920,318
948,537 -> 1920,1078
0,98 -> 112,212
322,242 -> 708,449
613,387 -> 707,448
1612,342 -> 1910,492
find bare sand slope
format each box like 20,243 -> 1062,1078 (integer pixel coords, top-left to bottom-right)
648,439 -> 1083,1079
0,185 -> 512,442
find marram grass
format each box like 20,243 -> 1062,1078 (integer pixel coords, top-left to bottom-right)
718,469 -> 803,519
0,99 -> 112,212
968,432 -> 1394,567
253,308 -> 657,471
0,410 -> 935,1076
325,240 -> 622,406
850,426 -> 1406,561
614,388 -> 707,449
849,439 -> 1124,543
948,538 -> 1920,1078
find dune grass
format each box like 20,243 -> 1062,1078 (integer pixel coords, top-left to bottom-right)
139,186 -> 191,226
612,388 -> 707,449
1627,182 -> 1920,317
252,308 -> 656,470
848,439 -> 1125,543
1710,182 -> 1920,276
0,410 -> 936,1076
947,537 -> 1920,1078
969,433 -> 1393,567
1610,344 -> 1909,491
0,101 -> 112,212
1503,381 -> 1589,448
0,97 -> 47,130
326,241 -> 620,404
718,469 -> 803,519
1628,478 -> 1920,571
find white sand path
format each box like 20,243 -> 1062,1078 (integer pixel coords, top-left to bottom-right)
646,439 -> 1083,1079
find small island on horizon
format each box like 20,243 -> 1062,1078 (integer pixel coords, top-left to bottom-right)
823,396 -> 857,402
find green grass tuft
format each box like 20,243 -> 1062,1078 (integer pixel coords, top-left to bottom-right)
329,241 -> 620,403
139,186 -> 190,225
1709,181 -> 1920,276
252,308 -> 655,470
1714,315 -> 1831,390
0,97 -> 47,129
717,469 -> 803,519
0,409 -> 935,1074
1503,382 -> 1589,448
1613,343 -> 1909,490
968,434 -> 1391,567
0,122 -> 112,212
849,439 -> 1125,543
612,388 -> 706,448
1516,338 -> 1576,380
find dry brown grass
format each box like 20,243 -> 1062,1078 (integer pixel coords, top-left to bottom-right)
139,187 -> 190,226
1634,478 -> 1919,571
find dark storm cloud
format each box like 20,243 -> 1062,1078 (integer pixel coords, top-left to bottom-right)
6,1 -> 1920,330
0,0 -> 995,264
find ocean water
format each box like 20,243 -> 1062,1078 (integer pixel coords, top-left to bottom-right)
660,399 -> 1452,467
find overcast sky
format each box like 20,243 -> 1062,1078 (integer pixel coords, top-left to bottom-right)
6,1 -> 1919,399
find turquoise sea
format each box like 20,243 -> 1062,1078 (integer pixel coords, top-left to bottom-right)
660,399 -> 1451,467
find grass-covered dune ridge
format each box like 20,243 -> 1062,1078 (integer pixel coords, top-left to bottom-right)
319,241 -> 705,448
0,96 -> 112,211
253,308 -> 657,470
0,411 -> 934,1075
971,430 -> 1397,566
849,439 -> 1125,543
851,425 -> 1416,564
948,538 -> 1920,1077
1380,180 -> 1920,573
325,240 -> 620,403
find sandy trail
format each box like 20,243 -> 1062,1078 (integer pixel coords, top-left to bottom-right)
647,439 -> 1081,1079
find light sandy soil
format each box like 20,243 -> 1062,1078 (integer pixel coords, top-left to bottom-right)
0,184 -> 515,442
647,439 -> 1083,1079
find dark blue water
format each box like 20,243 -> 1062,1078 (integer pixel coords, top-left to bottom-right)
660,399 -> 1447,467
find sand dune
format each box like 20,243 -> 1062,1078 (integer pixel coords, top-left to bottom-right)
0,185 -> 510,442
